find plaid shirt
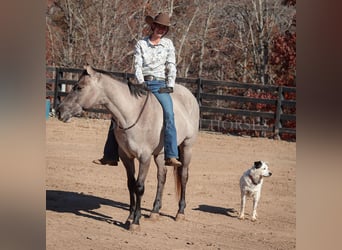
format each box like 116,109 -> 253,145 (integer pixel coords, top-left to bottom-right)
134,36 -> 177,87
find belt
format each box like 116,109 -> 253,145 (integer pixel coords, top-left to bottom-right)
144,75 -> 165,81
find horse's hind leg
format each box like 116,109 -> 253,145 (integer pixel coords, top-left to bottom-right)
150,154 -> 167,220
175,144 -> 192,221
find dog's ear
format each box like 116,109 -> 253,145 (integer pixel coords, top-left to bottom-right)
254,161 -> 262,169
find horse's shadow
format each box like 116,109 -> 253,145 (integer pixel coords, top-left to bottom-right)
47,190 -> 180,229
46,190 -> 133,229
193,204 -> 238,218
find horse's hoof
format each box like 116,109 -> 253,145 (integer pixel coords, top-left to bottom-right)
175,213 -> 185,221
125,217 -> 133,224
124,220 -> 131,229
149,212 -> 159,221
129,223 -> 140,231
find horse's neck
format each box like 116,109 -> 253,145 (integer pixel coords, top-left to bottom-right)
102,77 -> 143,128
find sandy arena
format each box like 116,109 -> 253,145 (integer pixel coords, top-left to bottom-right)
46,117 -> 295,250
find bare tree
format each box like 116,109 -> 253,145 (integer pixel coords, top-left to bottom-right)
46,0 -> 295,84
214,0 -> 295,84
198,0 -> 214,78
177,6 -> 199,75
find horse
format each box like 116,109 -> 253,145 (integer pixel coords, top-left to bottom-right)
56,65 -> 199,230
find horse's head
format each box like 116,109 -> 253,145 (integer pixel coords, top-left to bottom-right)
56,65 -> 103,122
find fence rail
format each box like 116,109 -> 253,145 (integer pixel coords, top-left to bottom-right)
46,66 -> 296,141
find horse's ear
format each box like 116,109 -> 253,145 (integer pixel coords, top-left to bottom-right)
84,65 -> 96,77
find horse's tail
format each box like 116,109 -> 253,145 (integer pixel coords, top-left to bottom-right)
174,166 -> 182,201
174,146 -> 183,201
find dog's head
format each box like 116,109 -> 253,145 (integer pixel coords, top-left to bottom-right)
253,161 -> 272,177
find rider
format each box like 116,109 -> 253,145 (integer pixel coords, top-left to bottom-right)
134,13 -> 181,167
93,13 -> 181,167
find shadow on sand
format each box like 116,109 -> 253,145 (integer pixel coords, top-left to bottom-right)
193,204 -> 238,218
47,190 -> 185,229
46,190 -> 133,229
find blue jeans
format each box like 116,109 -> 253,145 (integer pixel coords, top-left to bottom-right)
145,80 -> 179,159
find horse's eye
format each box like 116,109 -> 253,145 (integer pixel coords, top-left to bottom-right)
73,85 -> 83,91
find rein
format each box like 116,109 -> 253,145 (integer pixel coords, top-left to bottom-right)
118,92 -> 150,130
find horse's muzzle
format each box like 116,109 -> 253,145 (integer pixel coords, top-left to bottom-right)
56,105 -> 73,123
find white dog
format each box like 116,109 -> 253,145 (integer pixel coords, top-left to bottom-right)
239,161 -> 272,221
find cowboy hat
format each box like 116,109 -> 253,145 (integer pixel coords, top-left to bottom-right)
145,13 -> 171,27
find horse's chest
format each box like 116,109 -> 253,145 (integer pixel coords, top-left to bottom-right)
115,130 -> 159,157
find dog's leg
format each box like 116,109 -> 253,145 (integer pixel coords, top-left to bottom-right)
239,192 -> 246,220
251,193 -> 260,221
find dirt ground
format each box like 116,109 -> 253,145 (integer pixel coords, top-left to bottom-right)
46,117 -> 296,250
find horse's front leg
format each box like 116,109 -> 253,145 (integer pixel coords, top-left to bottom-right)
130,155 -> 151,229
150,154 -> 167,219
120,151 -> 136,224
127,171 -> 136,223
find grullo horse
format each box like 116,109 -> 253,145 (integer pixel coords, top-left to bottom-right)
57,66 -> 199,230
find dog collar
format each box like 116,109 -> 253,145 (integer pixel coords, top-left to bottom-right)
248,175 -> 262,185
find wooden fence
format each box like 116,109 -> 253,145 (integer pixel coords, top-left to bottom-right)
46,66 -> 296,141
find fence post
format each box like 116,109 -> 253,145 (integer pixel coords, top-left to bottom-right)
196,78 -> 202,106
53,67 -> 62,111
274,86 -> 283,140
196,78 -> 203,129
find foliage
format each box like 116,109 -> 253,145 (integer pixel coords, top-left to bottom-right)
270,31 -> 296,86
46,0 -> 296,85
46,0 -> 296,140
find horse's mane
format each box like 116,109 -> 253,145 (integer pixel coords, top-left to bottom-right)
127,79 -> 149,97
91,68 -> 123,82
84,67 -> 148,98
